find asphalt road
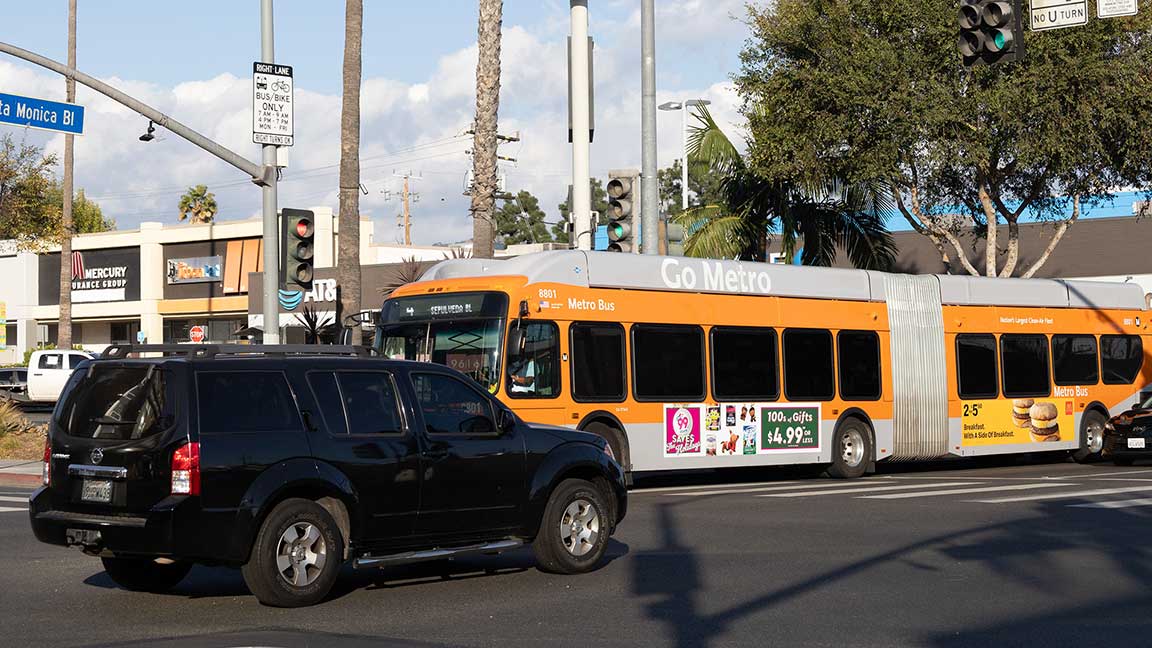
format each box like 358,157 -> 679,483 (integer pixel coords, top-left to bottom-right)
4,458 -> 1152,647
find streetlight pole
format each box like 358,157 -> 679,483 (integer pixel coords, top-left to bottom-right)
640,0 -> 658,255
259,0 -> 280,344
659,98 -> 711,212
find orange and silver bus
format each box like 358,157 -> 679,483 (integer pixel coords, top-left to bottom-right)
375,251 -> 1149,480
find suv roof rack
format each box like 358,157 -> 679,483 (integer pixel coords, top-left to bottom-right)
100,344 -> 377,360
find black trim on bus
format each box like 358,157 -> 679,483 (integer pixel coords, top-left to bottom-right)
999,333 -> 1052,398
955,333 -> 1000,400
708,326 -> 780,402
569,321 -> 628,403
630,323 -> 708,403
1051,333 -> 1100,387
781,328 -> 836,402
504,320 -> 562,401
836,330 -> 882,402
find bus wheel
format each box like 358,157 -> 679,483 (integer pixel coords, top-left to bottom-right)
828,419 -> 872,479
1072,410 -> 1107,464
585,421 -> 626,470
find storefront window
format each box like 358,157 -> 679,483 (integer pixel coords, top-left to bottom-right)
163,318 -> 246,344
111,321 -> 141,345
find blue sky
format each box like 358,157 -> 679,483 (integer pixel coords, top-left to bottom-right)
1,1 -> 751,244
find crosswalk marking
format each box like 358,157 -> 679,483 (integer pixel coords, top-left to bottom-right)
0,506 -> 26,513
1076,468 -> 1152,478
667,481 -> 891,497
862,483 -> 1070,500
759,482 -> 981,498
1069,498 -> 1152,509
0,495 -> 28,503
638,480 -> 802,495
973,485 -> 1152,504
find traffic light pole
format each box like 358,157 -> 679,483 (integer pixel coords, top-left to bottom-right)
260,0 -> 280,344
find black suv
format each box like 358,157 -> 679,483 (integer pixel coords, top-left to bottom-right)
29,345 -> 626,607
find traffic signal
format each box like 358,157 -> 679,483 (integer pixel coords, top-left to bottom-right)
666,220 -> 686,257
958,0 -> 1024,67
606,171 -> 638,253
281,208 -> 314,291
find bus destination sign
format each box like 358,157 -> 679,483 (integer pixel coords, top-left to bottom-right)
382,293 -> 505,323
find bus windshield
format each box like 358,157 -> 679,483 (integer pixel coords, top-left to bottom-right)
376,292 -> 508,392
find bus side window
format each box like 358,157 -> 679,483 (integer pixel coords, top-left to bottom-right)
782,329 -> 835,402
956,334 -> 998,399
1000,334 -> 1050,398
1101,335 -> 1143,385
506,321 -> 560,399
571,322 -> 626,402
837,330 -> 881,401
1052,334 -> 1099,386
711,327 -> 779,401
632,324 -> 706,402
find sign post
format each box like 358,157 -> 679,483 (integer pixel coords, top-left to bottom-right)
0,91 -> 84,135
252,62 -> 293,146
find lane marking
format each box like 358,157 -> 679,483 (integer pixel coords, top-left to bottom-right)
886,476 -> 1067,481
973,485 -> 1152,504
1077,468 -> 1152,478
635,480 -> 802,495
666,481 -> 893,497
1069,498 -> 1152,509
759,482 -> 981,498
0,495 -> 28,503
862,483 -> 1071,500
0,506 -> 26,513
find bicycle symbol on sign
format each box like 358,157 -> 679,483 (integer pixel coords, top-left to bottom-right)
270,79 -> 291,93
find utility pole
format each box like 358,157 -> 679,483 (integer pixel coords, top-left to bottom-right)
570,1 -> 592,250
391,171 -> 422,245
640,0 -> 658,256
259,0 -> 280,344
58,0 -> 75,348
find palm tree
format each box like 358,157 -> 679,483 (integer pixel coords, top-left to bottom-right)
338,0 -> 364,344
469,0 -> 503,259
58,0 -> 77,349
177,185 -> 218,224
672,106 -> 896,270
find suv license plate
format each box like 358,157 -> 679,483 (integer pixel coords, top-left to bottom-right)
1127,438 -> 1146,450
81,479 -> 112,503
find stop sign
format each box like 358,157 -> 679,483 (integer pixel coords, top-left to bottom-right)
189,325 -> 206,343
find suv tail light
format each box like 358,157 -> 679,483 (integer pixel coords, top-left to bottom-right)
171,442 -> 200,496
42,438 -> 50,486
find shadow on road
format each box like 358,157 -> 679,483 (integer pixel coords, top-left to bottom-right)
628,494 -> 1152,646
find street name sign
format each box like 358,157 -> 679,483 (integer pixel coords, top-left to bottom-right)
0,92 -> 84,135
1030,0 -> 1089,30
1098,0 -> 1138,17
252,62 -> 293,146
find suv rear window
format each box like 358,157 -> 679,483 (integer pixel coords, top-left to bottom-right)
56,365 -> 170,440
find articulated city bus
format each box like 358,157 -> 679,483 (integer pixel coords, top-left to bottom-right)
376,251 -> 1149,480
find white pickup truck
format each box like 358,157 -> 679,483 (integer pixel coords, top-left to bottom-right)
27,349 -> 94,403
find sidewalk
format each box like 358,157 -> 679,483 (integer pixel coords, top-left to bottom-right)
0,459 -> 42,487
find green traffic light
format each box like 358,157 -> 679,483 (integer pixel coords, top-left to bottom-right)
993,32 -> 1006,49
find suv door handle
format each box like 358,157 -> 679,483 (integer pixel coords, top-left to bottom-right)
424,448 -> 449,460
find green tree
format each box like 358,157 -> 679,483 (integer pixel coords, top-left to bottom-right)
496,190 -> 553,245
658,158 -> 726,217
557,178 -> 610,241
737,0 -> 1152,277
0,135 -> 59,246
46,186 -> 114,233
673,106 -> 896,268
177,185 -> 218,224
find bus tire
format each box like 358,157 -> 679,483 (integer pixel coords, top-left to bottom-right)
828,418 -> 872,480
1072,410 -> 1107,464
585,421 -> 627,471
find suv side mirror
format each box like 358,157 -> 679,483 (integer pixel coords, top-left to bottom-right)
498,408 -> 516,433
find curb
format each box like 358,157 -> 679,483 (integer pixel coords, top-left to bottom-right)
0,473 -> 40,488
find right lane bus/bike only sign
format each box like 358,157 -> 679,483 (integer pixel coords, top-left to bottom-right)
252,62 -> 294,146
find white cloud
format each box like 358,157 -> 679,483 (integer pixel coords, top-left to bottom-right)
0,6 -> 750,246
